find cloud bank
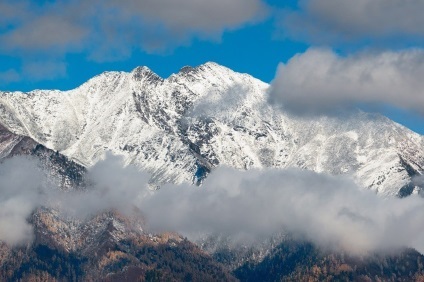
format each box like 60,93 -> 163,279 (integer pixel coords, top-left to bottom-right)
1,154 -> 424,256
269,48 -> 424,116
280,0 -> 424,45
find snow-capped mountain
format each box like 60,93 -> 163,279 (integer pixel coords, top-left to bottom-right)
0,62 -> 423,196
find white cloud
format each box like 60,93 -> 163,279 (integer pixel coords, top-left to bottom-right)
0,154 -> 149,246
142,167 -> 424,255
280,0 -> 424,45
56,154 -> 151,218
2,154 -> 424,256
0,157 -> 47,246
268,48 -> 424,116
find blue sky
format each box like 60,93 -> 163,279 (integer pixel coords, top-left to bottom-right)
1,0 -> 424,133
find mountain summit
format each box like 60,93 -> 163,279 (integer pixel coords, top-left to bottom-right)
0,62 -> 423,196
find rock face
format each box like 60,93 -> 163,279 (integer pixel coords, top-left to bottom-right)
0,62 -> 423,196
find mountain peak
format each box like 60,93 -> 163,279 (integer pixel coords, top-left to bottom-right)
131,66 -> 163,83
196,61 -> 231,73
129,62 -> 229,83
125,62 -> 235,84
131,65 -> 153,74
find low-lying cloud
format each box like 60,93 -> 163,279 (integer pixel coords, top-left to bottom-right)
1,154 -> 424,256
59,154 -> 151,218
143,167 -> 424,255
0,154 -> 150,246
279,0 -> 424,46
269,48 -> 424,116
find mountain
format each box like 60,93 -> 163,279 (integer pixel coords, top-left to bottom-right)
1,62 -> 424,281
0,62 -> 423,196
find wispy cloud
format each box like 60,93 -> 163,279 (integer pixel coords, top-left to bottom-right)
0,0 -> 268,69
278,0 -> 424,46
268,48 -> 424,116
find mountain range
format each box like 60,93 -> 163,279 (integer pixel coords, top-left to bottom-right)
1,62 -> 423,196
0,62 -> 423,281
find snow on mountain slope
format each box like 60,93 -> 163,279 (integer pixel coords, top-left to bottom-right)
0,62 -> 423,196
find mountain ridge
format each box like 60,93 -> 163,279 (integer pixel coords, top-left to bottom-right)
0,62 -> 423,196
